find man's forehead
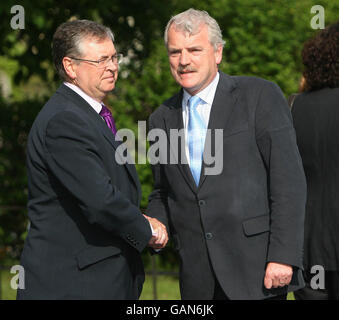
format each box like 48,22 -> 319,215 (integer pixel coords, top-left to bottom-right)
170,23 -> 207,37
168,24 -> 210,46
80,37 -> 115,56
82,36 -> 114,47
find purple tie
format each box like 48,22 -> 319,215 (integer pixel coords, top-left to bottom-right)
100,104 -> 117,135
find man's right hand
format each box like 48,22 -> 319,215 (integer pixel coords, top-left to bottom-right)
143,214 -> 168,249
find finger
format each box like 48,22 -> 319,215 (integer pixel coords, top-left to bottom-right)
148,235 -> 157,245
156,232 -> 167,248
156,230 -> 166,245
152,240 -> 165,249
278,281 -> 286,287
279,275 -> 292,287
286,275 -> 292,285
272,276 -> 281,288
162,233 -> 169,246
161,228 -> 169,245
151,224 -> 168,247
264,276 -> 273,289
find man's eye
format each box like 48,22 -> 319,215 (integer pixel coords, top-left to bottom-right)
170,51 -> 180,56
98,58 -> 108,64
191,49 -> 202,53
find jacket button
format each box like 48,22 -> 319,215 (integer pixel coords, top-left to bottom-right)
198,200 -> 205,206
205,233 -> 213,240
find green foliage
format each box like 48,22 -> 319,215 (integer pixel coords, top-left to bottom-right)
0,0 -> 338,272
0,97 -> 43,260
0,268 -> 18,300
140,274 -> 181,300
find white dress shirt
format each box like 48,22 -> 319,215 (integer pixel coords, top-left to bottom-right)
182,72 -> 220,164
64,82 -> 103,114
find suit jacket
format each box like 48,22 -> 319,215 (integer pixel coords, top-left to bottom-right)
147,72 -> 306,299
17,84 -> 152,300
292,87 -> 339,271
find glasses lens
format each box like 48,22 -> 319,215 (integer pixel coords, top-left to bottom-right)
98,59 -> 108,68
116,54 -> 123,64
98,54 -> 123,68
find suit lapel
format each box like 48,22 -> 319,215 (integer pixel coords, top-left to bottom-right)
163,91 -> 198,193
198,72 -> 239,189
57,84 -> 141,200
98,124 -> 142,199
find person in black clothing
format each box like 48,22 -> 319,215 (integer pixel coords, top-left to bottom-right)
291,22 -> 339,300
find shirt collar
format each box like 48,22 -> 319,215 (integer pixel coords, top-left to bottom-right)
64,82 -> 103,114
182,72 -> 220,107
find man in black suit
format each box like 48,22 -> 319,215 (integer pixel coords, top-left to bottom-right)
147,9 -> 306,299
17,19 -> 167,300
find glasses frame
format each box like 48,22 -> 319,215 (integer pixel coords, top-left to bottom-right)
69,53 -> 123,68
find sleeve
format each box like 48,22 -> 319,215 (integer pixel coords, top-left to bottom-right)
44,110 -> 152,252
145,113 -> 170,232
255,81 -> 307,268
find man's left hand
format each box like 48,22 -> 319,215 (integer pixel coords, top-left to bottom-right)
264,262 -> 293,289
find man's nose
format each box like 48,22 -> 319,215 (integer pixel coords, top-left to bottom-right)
106,58 -> 118,71
179,50 -> 190,66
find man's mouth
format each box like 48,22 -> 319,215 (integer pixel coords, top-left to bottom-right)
103,71 -> 116,81
179,70 -> 196,75
103,76 -> 115,81
178,66 -> 197,75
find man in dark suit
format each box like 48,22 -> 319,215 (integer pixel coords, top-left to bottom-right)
17,19 -> 167,300
147,9 -> 306,299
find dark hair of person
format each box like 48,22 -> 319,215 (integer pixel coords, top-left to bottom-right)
301,22 -> 338,91
52,19 -> 114,80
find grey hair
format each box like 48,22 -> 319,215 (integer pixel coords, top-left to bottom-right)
164,8 -> 226,50
52,19 -> 115,80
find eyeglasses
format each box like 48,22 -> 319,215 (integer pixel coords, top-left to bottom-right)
69,53 -> 123,68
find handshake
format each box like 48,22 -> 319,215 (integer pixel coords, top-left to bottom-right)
143,214 -> 168,249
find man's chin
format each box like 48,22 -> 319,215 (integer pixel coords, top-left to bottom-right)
177,79 -> 198,92
103,84 -> 116,93
180,83 -> 200,95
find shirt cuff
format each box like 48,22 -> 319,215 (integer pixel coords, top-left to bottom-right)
149,221 -> 157,236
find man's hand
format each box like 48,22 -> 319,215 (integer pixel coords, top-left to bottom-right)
143,214 -> 168,249
264,262 -> 293,289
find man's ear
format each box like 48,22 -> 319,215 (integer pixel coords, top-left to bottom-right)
215,45 -> 223,65
62,57 -> 77,80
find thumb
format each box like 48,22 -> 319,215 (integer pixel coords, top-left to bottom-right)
264,275 -> 273,289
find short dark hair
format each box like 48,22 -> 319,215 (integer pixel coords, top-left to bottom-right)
52,19 -> 115,80
302,22 -> 339,91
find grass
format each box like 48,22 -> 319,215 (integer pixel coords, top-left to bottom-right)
287,292 -> 295,300
0,268 -> 17,300
0,269 -> 295,300
140,275 -> 296,300
0,268 -> 180,301
140,274 -> 181,300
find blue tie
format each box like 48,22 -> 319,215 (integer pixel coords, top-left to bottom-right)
187,96 -> 206,186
